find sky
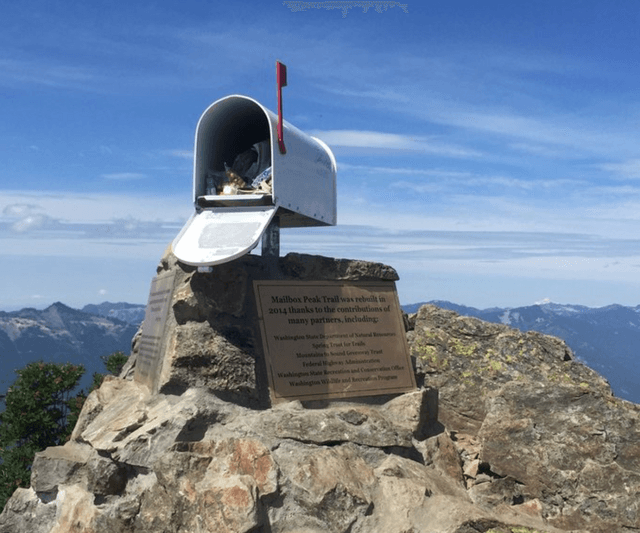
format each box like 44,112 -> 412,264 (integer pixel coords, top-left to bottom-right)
2,0 -> 640,310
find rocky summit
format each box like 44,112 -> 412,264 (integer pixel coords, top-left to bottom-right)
1,251 -> 639,533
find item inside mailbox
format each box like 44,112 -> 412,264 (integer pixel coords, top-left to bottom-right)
205,140 -> 272,196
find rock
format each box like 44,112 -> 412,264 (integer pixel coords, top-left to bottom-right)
49,485 -> 98,533
30,442 -> 93,498
0,488 -> 57,533
135,438 -> 277,533
410,304 -> 639,533
272,442 -> 375,532
421,431 -> 466,488
253,389 -> 430,448
2,254 -> 638,533
478,382 -> 640,532
135,250 -> 400,403
463,458 -> 480,479
410,305 -> 611,436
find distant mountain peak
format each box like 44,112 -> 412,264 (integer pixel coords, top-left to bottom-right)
47,301 -> 77,312
0,303 -> 139,394
82,302 -> 146,325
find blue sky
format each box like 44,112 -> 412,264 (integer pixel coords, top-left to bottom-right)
2,0 -> 640,310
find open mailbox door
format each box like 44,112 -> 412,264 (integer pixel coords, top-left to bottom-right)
172,95 -> 337,267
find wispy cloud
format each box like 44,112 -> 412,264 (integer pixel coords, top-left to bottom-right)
10,186 -> 636,271
0,57 -> 99,89
100,173 -> 147,180
508,142 -> 567,158
0,209 -> 180,240
307,42 -> 640,165
2,5 -> 640,309
600,159 -> 640,180
339,162 -> 585,191
0,201 -> 182,263
285,225 -> 640,270
165,149 -> 193,160
391,176 -> 584,193
0,191 -> 191,225
10,214 -> 53,233
3,203 -> 42,217
0,21 -> 250,93
312,129 -> 482,158
339,162 -> 473,178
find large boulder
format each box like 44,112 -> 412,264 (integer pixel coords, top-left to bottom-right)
125,248 -> 400,404
410,305 -> 640,532
1,253 -> 639,533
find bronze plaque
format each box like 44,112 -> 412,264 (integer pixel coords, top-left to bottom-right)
254,280 -> 416,402
134,271 -> 176,392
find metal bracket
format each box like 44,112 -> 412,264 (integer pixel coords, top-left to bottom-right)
262,216 -> 280,258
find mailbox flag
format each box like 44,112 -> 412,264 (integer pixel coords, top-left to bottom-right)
277,61 -> 287,154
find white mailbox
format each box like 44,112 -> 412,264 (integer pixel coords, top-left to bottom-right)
172,94 -> 337,266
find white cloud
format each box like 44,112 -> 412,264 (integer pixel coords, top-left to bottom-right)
311,129 -> 481,158
0,191 -> 190,263
312,130 -> 420,149
339,162 -> 472,178
508,143 -> 566,158
0,190 -> 191,224
166,149 -> 193,160
0,57 -> 100,89
600,159 -> 640,180
101,172 -> 147,180
429,109 -> 605,152
317,61 -> 640,163
11,214 -> 48,233
3,203 -> 41,217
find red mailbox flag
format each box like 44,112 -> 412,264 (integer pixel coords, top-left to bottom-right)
277,61 -> 287,154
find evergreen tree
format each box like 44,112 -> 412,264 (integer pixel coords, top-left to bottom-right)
0,362 -> 84,508
101,351 -> 128,377
0,352 -> 129,511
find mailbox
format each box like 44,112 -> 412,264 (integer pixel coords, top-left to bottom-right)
172,94 -> 337,266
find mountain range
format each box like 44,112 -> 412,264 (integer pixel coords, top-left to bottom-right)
0,302 -> 143,398
1,300 -> 639,405
403,300 -> 640,404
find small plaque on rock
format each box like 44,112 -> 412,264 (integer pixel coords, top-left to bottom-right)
254,280 -> 416,402
135,271 -> 176,392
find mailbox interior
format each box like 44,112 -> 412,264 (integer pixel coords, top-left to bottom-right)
194,98 -> 272,201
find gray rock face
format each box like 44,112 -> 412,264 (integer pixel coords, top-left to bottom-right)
130,249 -> 400,403
1,255 -> 638,533
410,305 -> 640,533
